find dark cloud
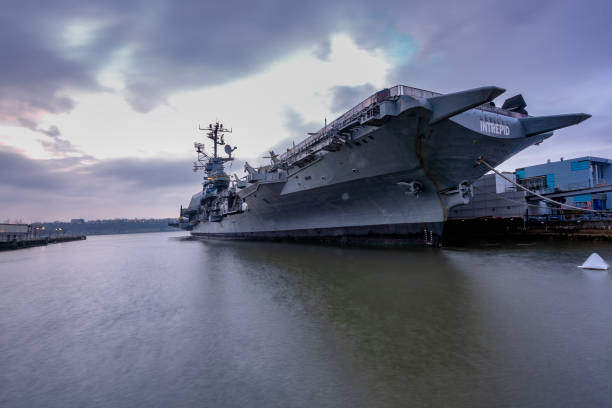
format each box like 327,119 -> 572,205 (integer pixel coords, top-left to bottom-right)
258,107 -> 322,158
89,157 -> 199,188
329,83 -> 376,113
17,117 -> 60,137
16,117 -> 81,155
0,147 -> 65,190
124,82 -> 167,114
387,1 -> 612,100
282,107 -> 322,139
0,11 -> 96,120
2,0 -> 610,121
0,146 -> 201,220
39,134 -> 82,156
4,0 -> 608,121
0,0 -> 387,118
37,125 -> 61,138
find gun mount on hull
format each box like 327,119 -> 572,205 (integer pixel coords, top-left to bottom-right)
176,85 -> 590,246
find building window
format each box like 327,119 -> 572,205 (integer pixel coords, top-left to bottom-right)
518,175 -> 547,191
571,160 -> 590,171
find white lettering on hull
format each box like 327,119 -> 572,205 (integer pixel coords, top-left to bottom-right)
480,120 -> 510,136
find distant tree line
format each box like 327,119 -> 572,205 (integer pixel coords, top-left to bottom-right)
30,218 -> 179,236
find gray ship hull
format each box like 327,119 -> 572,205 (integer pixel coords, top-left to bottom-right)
184,85 -> 589,246
192,222 -> 444,246
192,171 -> 447,245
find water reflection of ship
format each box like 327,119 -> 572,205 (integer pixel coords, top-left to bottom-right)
199,240 -> 488,405
177,85 -> 589,246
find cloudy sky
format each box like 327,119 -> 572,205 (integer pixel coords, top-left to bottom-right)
1,0 -> 610,221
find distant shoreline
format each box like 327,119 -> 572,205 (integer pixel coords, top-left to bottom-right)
29,219 -> 180,237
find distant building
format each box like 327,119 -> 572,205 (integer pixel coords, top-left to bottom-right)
516,156 -> 611,210
70,219 -> 86,224
0,224 -> 33,241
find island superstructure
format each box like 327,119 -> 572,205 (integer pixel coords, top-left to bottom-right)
176,85 -> 590,245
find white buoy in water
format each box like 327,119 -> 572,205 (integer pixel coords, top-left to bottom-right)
578,253 -> 609,270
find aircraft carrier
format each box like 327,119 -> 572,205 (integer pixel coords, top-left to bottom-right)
175,85 -> 590,246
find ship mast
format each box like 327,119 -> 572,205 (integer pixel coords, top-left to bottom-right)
193,121 -> 236,172
199,122 -> 232,159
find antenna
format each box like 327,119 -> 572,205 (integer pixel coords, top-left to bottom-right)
263,150 -> 279,165
224,144 -> 237,158
193,142 -> 209,172
198,121 -> 232,159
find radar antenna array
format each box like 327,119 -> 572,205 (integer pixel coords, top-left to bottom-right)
192,142 -> 209,172
193,121 -> 236,172
198,121 -> 233,159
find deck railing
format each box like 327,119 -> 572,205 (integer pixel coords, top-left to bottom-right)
277,85 -> 435,163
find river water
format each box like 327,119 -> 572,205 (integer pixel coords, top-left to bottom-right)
1,232 -> 611,407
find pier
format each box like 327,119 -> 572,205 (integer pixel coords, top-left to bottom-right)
0,223 -> 86,251
444,217 -> 612,244
446,157 -> 612,243
0,235 -> 87,251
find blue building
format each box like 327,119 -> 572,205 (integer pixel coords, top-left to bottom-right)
515,156 -> 612,210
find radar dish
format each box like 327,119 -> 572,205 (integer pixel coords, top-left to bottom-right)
224,144 -> 233,155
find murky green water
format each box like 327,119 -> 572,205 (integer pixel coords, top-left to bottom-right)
1,232 -> 611,407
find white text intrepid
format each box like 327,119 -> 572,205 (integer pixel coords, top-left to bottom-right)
480,120 -> 510,136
